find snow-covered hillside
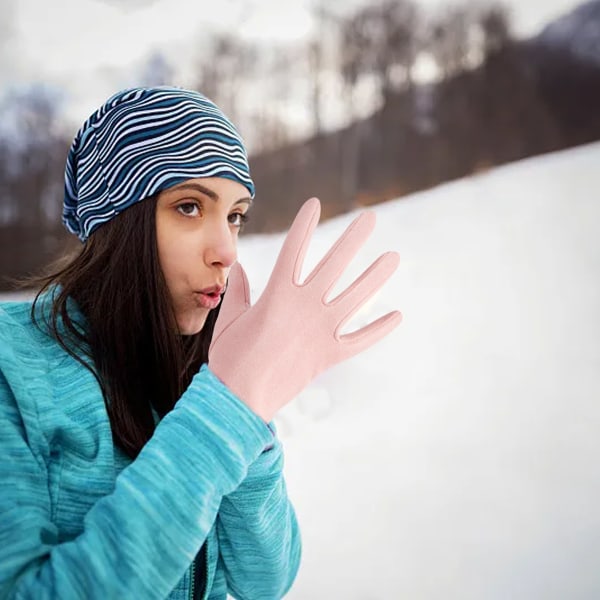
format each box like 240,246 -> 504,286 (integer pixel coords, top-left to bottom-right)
236,141 -> 600,599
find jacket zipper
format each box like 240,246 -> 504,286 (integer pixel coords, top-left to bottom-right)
198,542 -> 208,599
189,543 -> 208,600
189,559 -> 195,600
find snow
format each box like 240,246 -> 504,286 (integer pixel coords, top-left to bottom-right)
236,142 -> 600,599
2,141 -> 599,598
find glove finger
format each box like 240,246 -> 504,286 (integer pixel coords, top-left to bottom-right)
337,310 -> 403,358
305,211 -> 376,297
271,197 -> 321,285
330,251 -> 400,323
211,262 -> 251,347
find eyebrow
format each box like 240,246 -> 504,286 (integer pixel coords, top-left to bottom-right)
168,182 -> 253,206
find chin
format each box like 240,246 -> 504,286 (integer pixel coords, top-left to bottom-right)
177,311 -> 209,335
178,322 -> 207,336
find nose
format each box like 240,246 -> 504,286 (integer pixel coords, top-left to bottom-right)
204,220 -> 237,269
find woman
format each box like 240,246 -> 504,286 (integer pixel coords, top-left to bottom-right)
0,87 -> 401,599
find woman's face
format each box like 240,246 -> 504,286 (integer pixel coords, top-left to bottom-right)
156,177 -> 252,335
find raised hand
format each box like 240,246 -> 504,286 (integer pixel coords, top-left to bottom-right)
209,197 -> 402,422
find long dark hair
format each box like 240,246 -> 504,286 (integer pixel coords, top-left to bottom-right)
31,195 -> 220,458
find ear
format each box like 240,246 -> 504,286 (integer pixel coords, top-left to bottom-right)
210,262 -> 251,349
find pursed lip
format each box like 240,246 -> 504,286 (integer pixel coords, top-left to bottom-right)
196,284 -> 225,297
193,285 -> 225,310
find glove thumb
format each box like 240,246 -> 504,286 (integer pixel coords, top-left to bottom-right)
211,262 -> 251,349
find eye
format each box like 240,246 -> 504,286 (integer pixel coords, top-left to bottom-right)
176,202 -> 201,217
229,212 -> 249,229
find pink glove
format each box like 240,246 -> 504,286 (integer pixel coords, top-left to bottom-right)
209,197 -> 402,422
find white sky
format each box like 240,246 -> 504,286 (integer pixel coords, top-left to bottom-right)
1,0 -> 585,131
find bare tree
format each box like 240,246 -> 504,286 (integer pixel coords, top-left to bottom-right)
195,33 -> 256,125
374,0 -> 420,98
139,51 -> 174,87
427,4 -> 478,79
251,109 -> 292,154
308,38 -> 324,135
335,1 -> 421,206
479,4 -> 512,58
339,8 -> 368,119
0,85 -> 70,288
5,87 -> 65,228
338,0 -> 420,108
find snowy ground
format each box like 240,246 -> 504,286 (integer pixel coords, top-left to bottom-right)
2,142 -> 599,599
238,142 -> 600,600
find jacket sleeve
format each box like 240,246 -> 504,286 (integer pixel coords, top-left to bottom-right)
216,424 -> 302,600
0,353 -> 273,600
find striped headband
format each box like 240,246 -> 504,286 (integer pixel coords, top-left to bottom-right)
63,86 -> 255,241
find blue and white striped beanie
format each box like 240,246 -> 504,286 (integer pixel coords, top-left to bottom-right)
63,86 -> 255,241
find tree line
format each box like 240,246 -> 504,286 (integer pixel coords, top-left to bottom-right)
1,0 -> 600,288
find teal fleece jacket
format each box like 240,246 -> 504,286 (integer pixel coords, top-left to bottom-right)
0,299 -> 301,599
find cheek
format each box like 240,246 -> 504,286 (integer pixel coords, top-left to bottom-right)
157,227 -> 196,286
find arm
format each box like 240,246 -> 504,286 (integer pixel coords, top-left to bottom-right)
206,199 -> 400,598
216,425 -> 301,600
0,358 -> 272,600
